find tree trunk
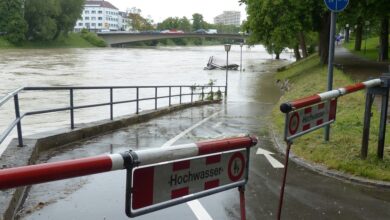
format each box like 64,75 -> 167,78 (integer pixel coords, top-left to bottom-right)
319,12 -> 330,65
354,23 -> 363,51
275,53 -> 280,60
345,26 -> 350,43
298,31 -> 308,58
294,44 -> 301,61
378,16 -> 389,61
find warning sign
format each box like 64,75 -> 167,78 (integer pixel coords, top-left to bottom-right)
285,99 -> 337,141
228,152 -> 245,181
128,149 -> 248,215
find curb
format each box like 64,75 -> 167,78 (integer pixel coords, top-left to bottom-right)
270,127 -> 390,189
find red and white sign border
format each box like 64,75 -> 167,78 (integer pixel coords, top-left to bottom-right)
126,148 -> 250,217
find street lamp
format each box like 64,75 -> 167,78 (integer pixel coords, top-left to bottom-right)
224,44 -> 231,97
240,43 -> 243,72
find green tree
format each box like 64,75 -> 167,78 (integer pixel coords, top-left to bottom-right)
24,0 -> 60,40
192,13 -> 206,30
242,0 -> 330,63
340,0 -> 388,60
128,8 -> 154,31
0,0 -> 27,44
157,16 -> 191,32
178,16 -> 191,32
244,0 -> 297,59
53,0 -> 84,39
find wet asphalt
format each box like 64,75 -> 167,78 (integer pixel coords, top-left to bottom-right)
18,63 -> 390,220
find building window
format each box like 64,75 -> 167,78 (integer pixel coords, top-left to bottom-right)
85,17 -> 89,20
85,10 -> 89,14
98,23 -> 102,27
78,22 -> 83,26
98,17 -> 102,20
91,17 -> 96,20
98,10 -> 102,14
85,23 -> 90,27
91,23 -> 96,26
92,10 -> 96,14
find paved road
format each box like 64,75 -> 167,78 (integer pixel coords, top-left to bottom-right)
19,64 -> 390,220
334,46 -> 389,81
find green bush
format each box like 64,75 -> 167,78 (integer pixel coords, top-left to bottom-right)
81,30 -> 106,47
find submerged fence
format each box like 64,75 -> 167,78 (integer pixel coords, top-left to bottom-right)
0,85 -> 226,148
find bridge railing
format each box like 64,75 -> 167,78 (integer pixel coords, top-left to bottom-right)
0,85 -> 226,148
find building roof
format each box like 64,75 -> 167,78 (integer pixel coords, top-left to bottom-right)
85,0 -> 118,10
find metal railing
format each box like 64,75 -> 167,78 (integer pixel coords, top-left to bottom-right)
0,85 -> 225,148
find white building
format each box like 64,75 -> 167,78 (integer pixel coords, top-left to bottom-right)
214,11 -> 241,27
74,0 -> 131,32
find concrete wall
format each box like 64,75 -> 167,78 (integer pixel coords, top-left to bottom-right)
0,100 -> 220,220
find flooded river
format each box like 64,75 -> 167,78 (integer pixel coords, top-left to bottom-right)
4,46 -> 390,220
0,45 -> 292,155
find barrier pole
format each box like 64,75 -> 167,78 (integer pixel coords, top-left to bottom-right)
280,78 -> 382,113
277,141 -> 292,220
0,136 -> 257,190
239,186 -> 246,220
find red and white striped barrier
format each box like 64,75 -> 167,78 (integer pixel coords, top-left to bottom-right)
131,150 -> 247,210
280,78 -> 382,113
0,136 -> 257,190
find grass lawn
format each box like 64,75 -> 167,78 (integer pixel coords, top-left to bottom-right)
272,55 -> 390,181
344,36 -> 388,61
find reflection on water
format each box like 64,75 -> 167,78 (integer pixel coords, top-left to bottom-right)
0,46 -> 292,154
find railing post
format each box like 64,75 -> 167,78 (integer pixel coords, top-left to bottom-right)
155,87 -> 158,110
179,86 -> 182,104
169,86 -> 171,107
13,94 -> 23,147
201,87 -> 204,101
211,86 -> 214,100
110,88 -> 113,120
191,87 -> 194,103
70,89 -> 74,129
136,87 -> 139,114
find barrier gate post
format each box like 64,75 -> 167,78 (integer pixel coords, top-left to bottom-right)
239,185 -> 246,220
361,74 -> 390,159
277,140 -> 292,220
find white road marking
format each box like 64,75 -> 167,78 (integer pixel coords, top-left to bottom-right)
161,110 -> 222,220
212,121 -> 223,128
187,200 -> 213,220
161,111 -> 220,147
256,148 -> 284,168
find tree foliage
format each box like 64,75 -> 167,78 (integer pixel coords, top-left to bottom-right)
157,16 -> 191,32
128,8 -> 154,31
192,13 -> 206,30
0,0 -> 27,43
243,0 -> 389,61
1,0 -> 83,43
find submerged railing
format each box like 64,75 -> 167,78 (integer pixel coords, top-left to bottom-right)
0,85 -> 226,147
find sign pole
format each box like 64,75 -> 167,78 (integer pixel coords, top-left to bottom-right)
325,11 -> 337,141
239,186 -> 246,220
277,141 -> 292,220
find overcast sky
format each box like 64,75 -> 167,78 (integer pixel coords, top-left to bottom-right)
108,0 -> 247,23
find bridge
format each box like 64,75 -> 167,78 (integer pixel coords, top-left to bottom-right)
97,32 -> 247,45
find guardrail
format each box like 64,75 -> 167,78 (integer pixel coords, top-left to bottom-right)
0,85 -> 226,148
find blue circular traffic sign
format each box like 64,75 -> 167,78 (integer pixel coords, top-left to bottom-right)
324,0 -> 349,12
